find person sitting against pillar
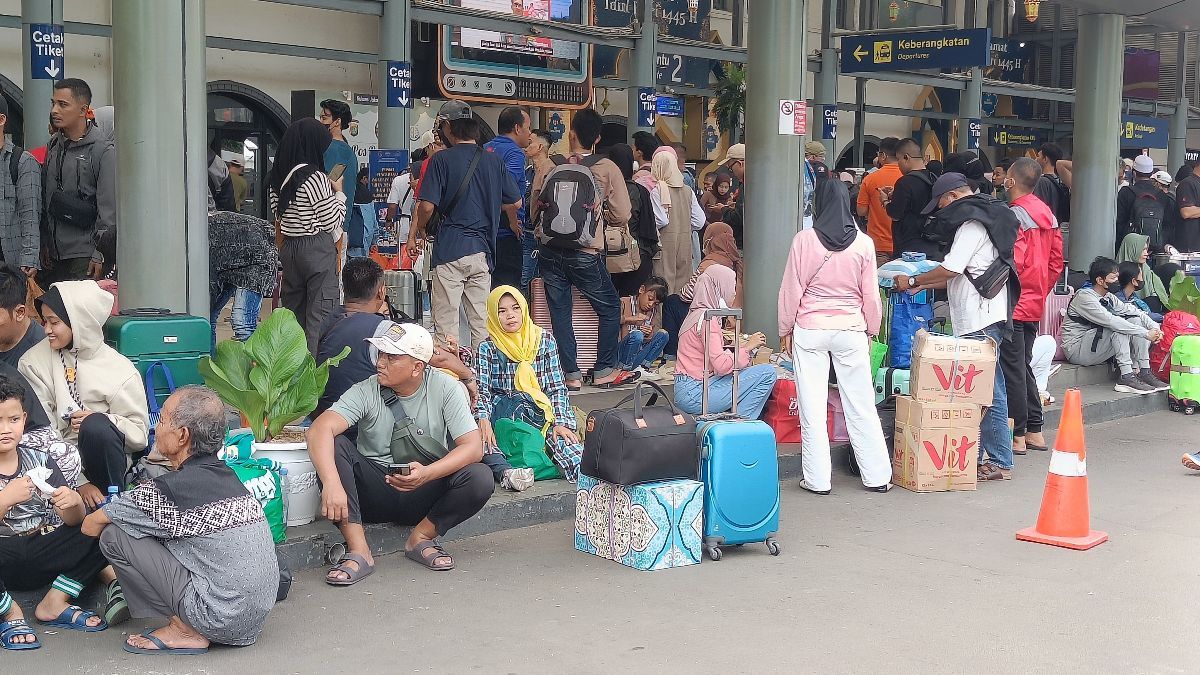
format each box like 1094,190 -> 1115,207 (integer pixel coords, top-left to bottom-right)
18,282 -> 149,506
83,386 -> 278,655
475,286 -> 584,484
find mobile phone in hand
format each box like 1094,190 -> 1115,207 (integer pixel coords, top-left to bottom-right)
386,463 -> 412,476
328,163 -> 347,182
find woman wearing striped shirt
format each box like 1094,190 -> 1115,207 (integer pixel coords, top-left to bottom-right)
268,118 -> 347,354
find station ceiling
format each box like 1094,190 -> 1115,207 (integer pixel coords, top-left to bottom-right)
1057,0 -> 1199,31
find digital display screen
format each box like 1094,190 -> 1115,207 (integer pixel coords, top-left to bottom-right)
443,0 -> 588,83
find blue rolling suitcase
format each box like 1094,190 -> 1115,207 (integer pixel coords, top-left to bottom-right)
695,308 -> 781,561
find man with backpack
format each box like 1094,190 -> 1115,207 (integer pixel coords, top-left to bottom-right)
0,97 -> 41,277
409,100 -> 521,349
1033,142 -> 1073,227
1116,155 -> 1168,247
884,137 -> 938,258
41,78 -> 117,285
534,108 -> 635,389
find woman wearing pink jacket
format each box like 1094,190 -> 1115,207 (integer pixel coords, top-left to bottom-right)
778,179 -> 892,495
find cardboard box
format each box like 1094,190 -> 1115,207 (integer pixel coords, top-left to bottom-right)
909,330 -> 997,407
575,475 -> 704,570
891,396 -> 979,492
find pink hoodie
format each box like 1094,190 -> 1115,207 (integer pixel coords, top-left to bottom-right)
777,228 -> 882,337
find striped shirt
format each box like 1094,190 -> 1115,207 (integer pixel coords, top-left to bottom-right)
268,167 -> 346,238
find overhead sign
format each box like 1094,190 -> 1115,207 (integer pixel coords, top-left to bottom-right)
655,95 -> 683,118
1121,115 -> 1168,149
637,88 -> 657,128
841,28 -> 991,74
28,23 -> 65,80
980,93 -> 998,117
989,128 -> 1046,148
386,61 -> 413,108
820,105 -> 837,140
967,119 -> 982,150
778,100 -> 807,136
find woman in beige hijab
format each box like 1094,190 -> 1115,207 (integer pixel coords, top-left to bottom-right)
647,146 -> 705,294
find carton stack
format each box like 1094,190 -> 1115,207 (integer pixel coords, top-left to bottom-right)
892,330 -> 997,492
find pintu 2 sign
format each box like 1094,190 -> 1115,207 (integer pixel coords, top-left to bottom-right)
29,23 -> 65,81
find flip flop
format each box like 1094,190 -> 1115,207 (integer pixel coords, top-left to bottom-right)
0,619 -> 41,651
325,552 -> 375,586
38,605 -> 107,632
405,540 -> 455,571
123,631 -> 208,656
104,579 -> 131,626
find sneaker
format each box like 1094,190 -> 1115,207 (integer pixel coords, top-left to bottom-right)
500,468 -> 535,492
977,462 -> 1004,481
1138,369 -> 1171,392
657,360 -> 677,378
798,480 -> 831,495
636,366 -> 662,382
1114,372 -> 1156,395
864,483 -> 893,493
1183,452 -> 1200,472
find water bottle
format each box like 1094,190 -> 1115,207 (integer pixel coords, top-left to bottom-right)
105,485 -> 119,504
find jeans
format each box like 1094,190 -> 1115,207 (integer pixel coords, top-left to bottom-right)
520,228 -> 539,297
210,284 -> 264,349
492,235 -> 523,290
537,246 -> 621,380
673,364 -> 778,419
618,329 -> 669,370
965,323 -> 1013,471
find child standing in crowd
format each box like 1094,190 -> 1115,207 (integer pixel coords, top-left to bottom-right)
476,287 -> 584,482
618,277 -> 670,381
18,282 -> 150,509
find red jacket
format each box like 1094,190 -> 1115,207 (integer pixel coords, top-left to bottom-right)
1010,193 -> 1064,322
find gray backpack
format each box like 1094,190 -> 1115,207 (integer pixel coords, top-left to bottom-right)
536,154 -> 605,249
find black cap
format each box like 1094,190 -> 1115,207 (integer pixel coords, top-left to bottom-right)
921,172 -> 971,215
437,100 -> 472,122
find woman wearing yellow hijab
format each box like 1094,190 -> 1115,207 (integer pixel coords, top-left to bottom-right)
476,286 -> 584,483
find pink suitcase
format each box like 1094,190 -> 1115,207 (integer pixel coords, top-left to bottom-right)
529,277 -> 599,375
1038,287 -> 1073,360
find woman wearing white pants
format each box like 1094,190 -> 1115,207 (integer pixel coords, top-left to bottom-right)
778,179 -> 891,494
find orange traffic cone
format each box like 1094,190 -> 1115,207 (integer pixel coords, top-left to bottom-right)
1015,388 -> 1108,550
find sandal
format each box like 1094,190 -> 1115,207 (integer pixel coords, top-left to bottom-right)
597,370 -> 641,389
38,605 -> 107,632
104,579 -> 130,626
123,630 -> 208,656
565,381 -> 582,392
0,619 -> 40,651
325,552 -> 374,587
404,540 -> 455,571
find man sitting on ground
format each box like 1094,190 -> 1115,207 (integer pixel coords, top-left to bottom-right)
315,258 -> 477,419
83,386 -> 278,655
308,322 -> 492,582
1061,257 -> 1168,395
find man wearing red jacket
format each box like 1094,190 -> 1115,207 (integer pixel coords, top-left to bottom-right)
1001,158 -> 1064,455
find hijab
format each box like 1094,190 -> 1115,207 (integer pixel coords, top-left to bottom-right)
1116,232 -> 1167,301
607,143 -> 636,182
680,264 -> 737,336
709,173 -> 732,198
269,117 -> 333,215
485,286 -> 554,430
700,223 -> 743,308
811,176 -> 859,252
651,146 -> 684,209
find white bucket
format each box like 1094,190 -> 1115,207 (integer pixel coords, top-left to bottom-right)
252,436 -> 319,527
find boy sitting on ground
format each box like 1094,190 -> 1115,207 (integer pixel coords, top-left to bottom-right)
618,277 -> 670,381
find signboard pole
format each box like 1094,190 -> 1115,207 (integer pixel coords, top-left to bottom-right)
1169,96 -> 1190,174
378,0 -> 411,151
20,0 -> 60,148
957,1 -> 987,152
628,0 -> 658,142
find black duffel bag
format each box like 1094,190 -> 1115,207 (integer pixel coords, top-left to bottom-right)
581,381 -> 698,485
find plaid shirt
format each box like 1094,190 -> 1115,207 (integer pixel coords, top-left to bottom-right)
474,329 -> 577,431
0,141 -> 42,269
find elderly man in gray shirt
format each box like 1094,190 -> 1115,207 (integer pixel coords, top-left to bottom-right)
82,386 -> 277,655
0,97 -> 41,276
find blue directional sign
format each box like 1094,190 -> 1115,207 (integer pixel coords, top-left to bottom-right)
967,119 -> 982,150
980,93 -> 998,117
820,105 -> 838,140
841,28 -> 991,74
28,23 -> 65,81
386,60 -> 412,108
655,95 -> 683,118
989,127 -> 1046,148
637,88 -> 657,128
1120,115 -> 1167,149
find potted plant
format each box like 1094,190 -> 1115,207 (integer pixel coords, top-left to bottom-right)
199,308 -> 348,525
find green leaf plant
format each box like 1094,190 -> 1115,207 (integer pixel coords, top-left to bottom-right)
199,308 -> 349,443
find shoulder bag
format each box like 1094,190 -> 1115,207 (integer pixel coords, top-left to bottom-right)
581,381 -> 698,485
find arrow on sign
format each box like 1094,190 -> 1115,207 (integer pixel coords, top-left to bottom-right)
853,45 -> 869,63
397,93 -> 409,106
44,59 -> 60,78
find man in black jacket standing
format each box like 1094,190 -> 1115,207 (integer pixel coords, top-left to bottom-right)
1115,155 -> 1168,248
884,137 -> 938,258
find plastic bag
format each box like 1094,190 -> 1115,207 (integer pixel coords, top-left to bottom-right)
1168,272 -> 1200,316
494,418 -> 561,481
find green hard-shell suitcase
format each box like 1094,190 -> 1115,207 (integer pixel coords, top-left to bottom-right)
1169,335 -> 1200,415
103,308 -> 209,406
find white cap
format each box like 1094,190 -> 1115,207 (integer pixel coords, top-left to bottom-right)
1132,155 -> 1155,174
414,130 -> 436,150
1153,170 -> 1173,186
365,322 -> 434,363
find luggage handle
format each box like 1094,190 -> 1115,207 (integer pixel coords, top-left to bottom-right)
119,307 -> 173,317
612,381 -> 689,427
701,308 -> 742,417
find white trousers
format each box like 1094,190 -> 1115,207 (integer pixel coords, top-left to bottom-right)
792,328 -> 892,491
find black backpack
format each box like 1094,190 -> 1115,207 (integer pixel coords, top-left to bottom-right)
1130,188 -> 1165,249
1047,173 -> 1071,224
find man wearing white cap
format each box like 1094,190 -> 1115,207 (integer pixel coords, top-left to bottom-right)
307,321 -> 492,581
1116,154 -> 1168,247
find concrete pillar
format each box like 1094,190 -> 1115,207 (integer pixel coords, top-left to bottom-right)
20,0 -> 61,148
1070,13 -> 1125,270
112,0 -> 208,315
744,1 -> 805,338
815,0 -> 838,157
627,0 -> 657,142
1169,98 -> 1189,175
377,0 -> 410,152
957,0 -> 986,151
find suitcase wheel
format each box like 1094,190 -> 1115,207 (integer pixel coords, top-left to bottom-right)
766,539 -> 781,556
706,545 -> 723,562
